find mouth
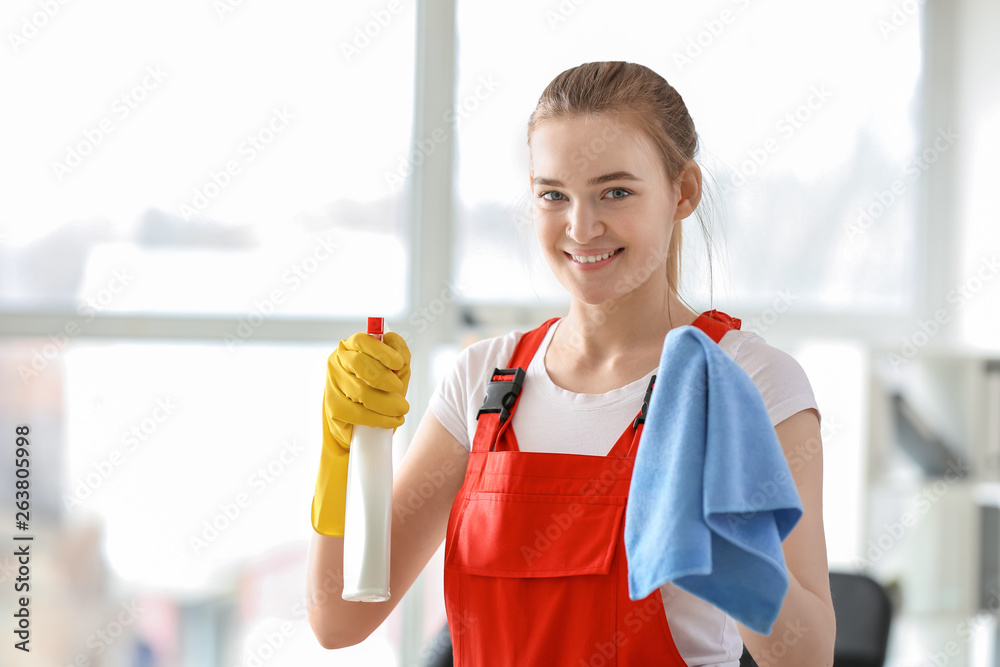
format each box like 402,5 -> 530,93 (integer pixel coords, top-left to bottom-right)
567,248 -> 624,265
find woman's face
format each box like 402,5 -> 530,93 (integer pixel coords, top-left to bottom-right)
529,114 -> 688,307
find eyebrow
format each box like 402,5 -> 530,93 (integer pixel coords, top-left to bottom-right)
532,171 -> 642,188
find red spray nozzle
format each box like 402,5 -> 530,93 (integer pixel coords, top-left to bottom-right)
367,317 -> 385,341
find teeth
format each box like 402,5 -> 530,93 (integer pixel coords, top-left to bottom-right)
571,250 -> 617,264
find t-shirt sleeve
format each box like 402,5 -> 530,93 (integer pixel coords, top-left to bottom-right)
729,332 -> 822,428
428,331 -> 522,451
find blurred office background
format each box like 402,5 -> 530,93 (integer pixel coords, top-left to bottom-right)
0,0 -> 997,664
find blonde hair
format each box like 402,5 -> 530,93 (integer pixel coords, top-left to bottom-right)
527,61 -> 711,301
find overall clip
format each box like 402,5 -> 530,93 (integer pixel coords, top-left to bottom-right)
632,375 -> 657,429
477,367 -> 527,424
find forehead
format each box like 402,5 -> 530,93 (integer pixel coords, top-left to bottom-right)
529,114 -> 663,182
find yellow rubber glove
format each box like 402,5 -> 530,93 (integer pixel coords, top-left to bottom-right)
311,331 -> 411,536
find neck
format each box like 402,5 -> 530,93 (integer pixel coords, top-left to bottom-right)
554,280 -> 699,367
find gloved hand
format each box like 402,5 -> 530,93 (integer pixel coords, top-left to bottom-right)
311,331 -> 410,537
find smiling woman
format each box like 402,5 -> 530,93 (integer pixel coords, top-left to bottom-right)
307,61 -> 835,667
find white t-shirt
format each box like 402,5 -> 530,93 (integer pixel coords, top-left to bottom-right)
429,319 -> 821,667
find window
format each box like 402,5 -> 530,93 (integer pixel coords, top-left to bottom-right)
453,0 -> 921,312
2,0 -> 417,664
2,0 -> 414,319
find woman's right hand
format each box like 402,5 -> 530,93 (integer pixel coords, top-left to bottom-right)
312,331 -> 411,537
325,330 -> 411,441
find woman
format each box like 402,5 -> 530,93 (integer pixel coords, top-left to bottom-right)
308,61 -> 835,666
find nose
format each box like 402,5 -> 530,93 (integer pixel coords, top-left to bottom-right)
565,200 -> 605,244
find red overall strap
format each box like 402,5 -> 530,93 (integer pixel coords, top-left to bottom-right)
470,318 -> 559,454
693,308 -> 742,343
507,317 -> 561,368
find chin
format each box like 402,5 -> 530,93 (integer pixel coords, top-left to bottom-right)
565,287 -> 625,308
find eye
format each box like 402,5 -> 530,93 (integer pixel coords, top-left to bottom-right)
605,188 -> 631,200
539,191 -> 567,202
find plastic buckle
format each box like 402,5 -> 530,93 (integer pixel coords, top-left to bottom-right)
632,375 -> 657,429
477,367 -> 527,424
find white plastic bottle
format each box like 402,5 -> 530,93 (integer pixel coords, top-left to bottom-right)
341,317 -> 393,602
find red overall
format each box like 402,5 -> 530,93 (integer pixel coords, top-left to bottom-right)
444,310 -> 742,666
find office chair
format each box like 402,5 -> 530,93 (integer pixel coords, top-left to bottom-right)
741,572 -> 893,667
828,571 -> 893,667
422,622 -> 453,667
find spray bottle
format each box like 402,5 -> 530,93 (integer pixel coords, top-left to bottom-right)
341,317 -> 393,602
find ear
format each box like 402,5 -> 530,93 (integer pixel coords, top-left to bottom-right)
673,160 -> 703,222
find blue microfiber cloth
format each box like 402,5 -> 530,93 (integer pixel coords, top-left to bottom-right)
624,325 -> 803,635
